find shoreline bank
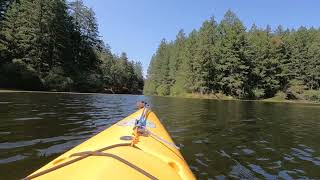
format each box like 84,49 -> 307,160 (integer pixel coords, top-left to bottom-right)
151,93 -> 320,105
0,89 -> 141,96
1,89 -> 319,105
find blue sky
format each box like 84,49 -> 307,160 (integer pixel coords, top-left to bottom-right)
82,0 -> 320,75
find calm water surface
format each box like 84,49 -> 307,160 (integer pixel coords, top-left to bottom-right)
0,93 -> 319,179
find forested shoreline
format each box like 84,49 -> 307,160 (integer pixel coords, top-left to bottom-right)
0,0 -> 144,94
144,10 -> 320,102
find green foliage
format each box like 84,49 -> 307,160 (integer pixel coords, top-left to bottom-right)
0,59 -> 43,90
144,10 -> 320,101
284,80 -> 306,100
303,90 -> 320,102
0,0 -> 143,93
156,84 -> 170,96
143,79 -> 157,95
252,88 -> 265,100
169,30 -> 187,94
181,30 -> 199,92
288,80 -> 305,93
215,11 -> 250,97
44,67 -> 73,91
195,17 -> 217,93
144,39 -> 171,95
273,91 -> 287,100
74,72 -> 103,92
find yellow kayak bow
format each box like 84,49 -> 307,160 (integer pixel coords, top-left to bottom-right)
24,108 -> 196,180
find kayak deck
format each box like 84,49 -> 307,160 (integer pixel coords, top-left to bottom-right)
26,109 -> 195,180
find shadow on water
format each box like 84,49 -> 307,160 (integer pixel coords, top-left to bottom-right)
0,93 -> 319,179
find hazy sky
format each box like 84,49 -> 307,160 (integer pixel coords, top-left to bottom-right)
82,0 -> 320,75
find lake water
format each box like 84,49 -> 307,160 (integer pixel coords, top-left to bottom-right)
0,92 -> 319,179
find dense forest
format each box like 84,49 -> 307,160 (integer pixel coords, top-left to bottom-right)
144,10 -> 320,102
0,0 -> 144,93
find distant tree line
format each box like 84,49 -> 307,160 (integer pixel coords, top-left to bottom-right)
144,10 -> 320,102
0,0 -> 143,93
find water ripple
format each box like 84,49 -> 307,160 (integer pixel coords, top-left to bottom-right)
0,136 -> 81,149
0,155 -> 27,164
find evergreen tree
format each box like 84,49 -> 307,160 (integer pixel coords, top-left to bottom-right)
69,0 -> 99,71
155,40 -> 171,95
0,0 -> 144,93
215,10 -> 249,97
143,55 -> 158,95
172,29 -> 199,94
0,0 -> 20,64
194,17 -> 217,94
305,29 -> 320,89
170,29 -> 187,95
132,61 -> 144,92
144,10 -> 320,101
247,24 -> 272,98
144,39 -> 171,95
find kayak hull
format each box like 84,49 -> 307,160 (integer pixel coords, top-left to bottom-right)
27,109 -> 195,180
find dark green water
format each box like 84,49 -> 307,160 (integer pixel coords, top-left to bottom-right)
0,93 -> 320,179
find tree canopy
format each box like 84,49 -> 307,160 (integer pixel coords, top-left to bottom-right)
144,10 -> 320,101
0,0 -> 143,93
